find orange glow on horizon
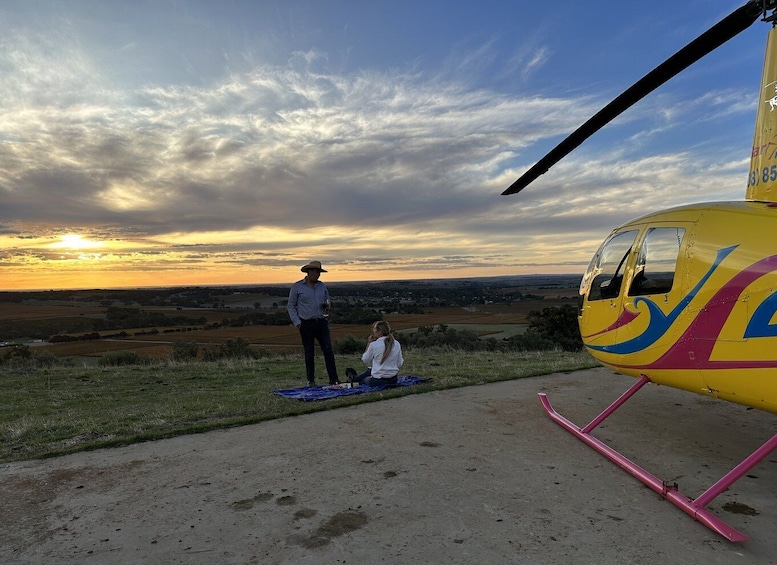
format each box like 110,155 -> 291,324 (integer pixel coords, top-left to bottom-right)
0,263 -> 582,291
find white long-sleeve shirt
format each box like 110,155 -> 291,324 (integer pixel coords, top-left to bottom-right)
361,336 -> 404,379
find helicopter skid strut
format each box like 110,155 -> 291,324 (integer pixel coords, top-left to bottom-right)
539,374 -> 777,542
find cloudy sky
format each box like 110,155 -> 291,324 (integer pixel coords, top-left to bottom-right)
0,1 -> 767,290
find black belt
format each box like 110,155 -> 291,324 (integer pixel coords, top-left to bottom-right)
301,317 -> 325,321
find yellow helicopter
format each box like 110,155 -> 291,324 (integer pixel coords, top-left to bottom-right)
504,1 -> 777,542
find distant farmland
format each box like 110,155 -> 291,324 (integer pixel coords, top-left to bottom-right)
39,307 -> 534,359
1,278 -> 580,360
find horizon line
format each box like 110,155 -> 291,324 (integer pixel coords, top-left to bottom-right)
0,273 -> 583,293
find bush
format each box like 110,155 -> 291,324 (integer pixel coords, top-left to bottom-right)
504,330 -> 557,351
0,345 -> 32,363
334,334 -> 365,355
98,351 -> 154,366
526,305 -> 583,351
202,337 -> 267,361
30,350 -> 60,368
0,347 -> 62,371
171,338 -> 199,361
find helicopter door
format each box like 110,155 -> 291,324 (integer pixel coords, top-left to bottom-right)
578,229 -> 639,343
617,226 -> 687,350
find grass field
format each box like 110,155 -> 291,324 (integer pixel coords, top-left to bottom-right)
0,349 -> 598,463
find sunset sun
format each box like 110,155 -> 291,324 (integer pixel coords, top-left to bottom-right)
52,234 -> 105,250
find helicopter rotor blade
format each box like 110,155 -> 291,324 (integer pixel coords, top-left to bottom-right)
502,1 -> 763,196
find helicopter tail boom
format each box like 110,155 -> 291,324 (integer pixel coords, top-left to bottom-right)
747,25 -> 777,201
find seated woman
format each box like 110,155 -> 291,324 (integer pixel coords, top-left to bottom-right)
346,321 -> 404,386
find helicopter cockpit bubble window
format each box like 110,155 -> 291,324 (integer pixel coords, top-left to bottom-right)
628,227 -> 685,296
581,230 -> 638,302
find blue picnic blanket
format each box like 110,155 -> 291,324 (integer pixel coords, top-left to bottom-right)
272,375 -> 430,401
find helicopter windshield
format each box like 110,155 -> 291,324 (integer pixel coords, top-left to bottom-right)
580,230 -> 638,302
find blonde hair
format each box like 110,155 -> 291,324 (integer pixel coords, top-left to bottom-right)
374,320 -> 395,363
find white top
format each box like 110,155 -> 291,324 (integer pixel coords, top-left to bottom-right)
361,336 -> 404,379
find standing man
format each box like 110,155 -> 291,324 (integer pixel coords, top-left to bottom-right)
287,260 -> 340,386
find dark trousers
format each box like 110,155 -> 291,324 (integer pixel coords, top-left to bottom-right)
354,368 -> 398,387
299,318 -> 338,384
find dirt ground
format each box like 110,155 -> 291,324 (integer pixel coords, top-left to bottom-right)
2,367 -> 777,564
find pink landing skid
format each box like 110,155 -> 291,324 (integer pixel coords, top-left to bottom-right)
538,374 -> 777,542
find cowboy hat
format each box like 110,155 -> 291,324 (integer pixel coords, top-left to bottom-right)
301,260 -> 327,273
